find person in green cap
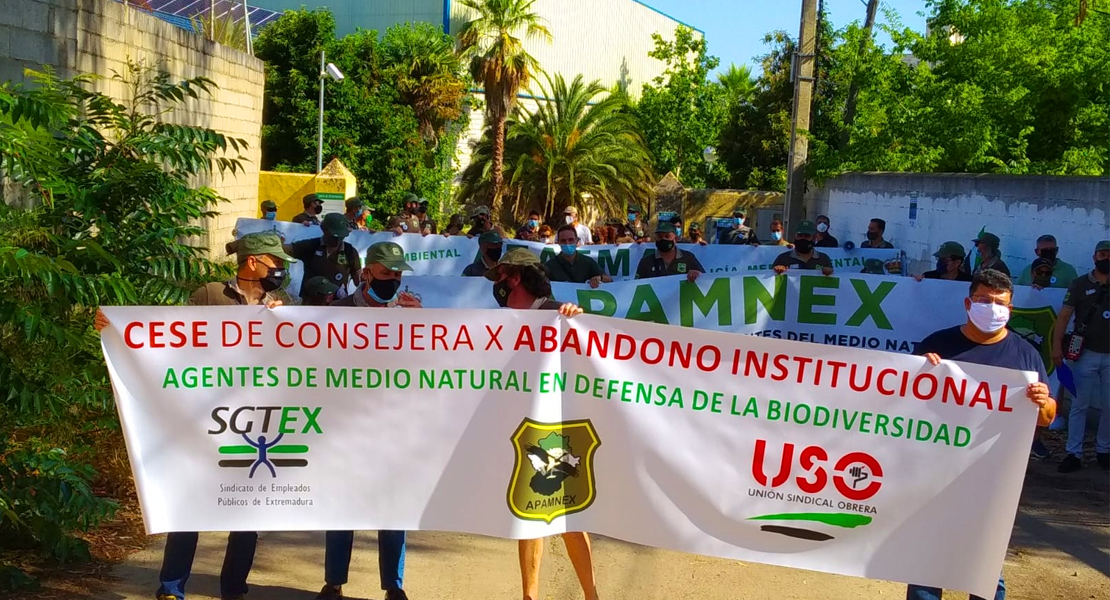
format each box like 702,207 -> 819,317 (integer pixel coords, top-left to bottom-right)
1015,234 -> 1078,289
344,197 -> 372,232
544,225 -> 612,288
627,204 -> 646,239
860,258 -> 886,275
721,209 -> 760,245
916,241 -> 972,282
93,231 -> 292,600
635,222 -> 704,281
686,222 -> 708,246
772,220 -> 833,275
301,276 -> 340,306
293,193 -> 324,226
388,193 -> 425,235
285,212 -> 362,301
260,199 -> 278,221
482,249 -> 598,600
320,242 -> 416,600
416,199 -> 436,234
461,231 -> 505,277
971,231 -> 1010,276
1052,239 -> 1110,474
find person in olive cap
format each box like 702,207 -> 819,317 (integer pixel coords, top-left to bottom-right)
627,204 -> 646,239
344,197 -> 372,232
916,241 -> 972,282
635,222 -> 704,281
301,276 -> 340,306
388,193 -> 425,235
320,242 -> 416,600
1052,239 -> 1110,474
260,199 -> 278,221
94,232 -> 292,600
416,199 -> 437,234
1015,234 -> 1077,289
860,258 -> 886,275
292,193 -> 324,226
285,212 -> 361,300
971,231 -> 1010,276
772,220 -> 833,275
721,209 -> 759,245
686,222 -> 708,246
461,231 -> 504,277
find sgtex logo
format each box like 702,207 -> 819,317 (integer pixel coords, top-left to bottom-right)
208,406 -> 322,478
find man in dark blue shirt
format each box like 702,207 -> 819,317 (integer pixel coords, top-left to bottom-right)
908,269 -> 1056,600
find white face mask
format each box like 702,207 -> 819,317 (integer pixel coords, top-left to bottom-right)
565,215 -> 574,225
817,222 -> 829,233
967,302 -> 1010,333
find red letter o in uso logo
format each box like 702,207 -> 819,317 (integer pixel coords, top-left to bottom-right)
832,451 -> 883,501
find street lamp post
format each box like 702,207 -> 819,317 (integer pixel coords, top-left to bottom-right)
316,51 -> 344,173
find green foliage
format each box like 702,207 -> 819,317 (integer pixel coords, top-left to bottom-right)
189,9 -> 249,51
0,62 -> 242,586
456,0 -> 553,217
718,63 -> 756,107
254,10 -> 469,220
633,26 -> 729,189
457,74 -> 654,220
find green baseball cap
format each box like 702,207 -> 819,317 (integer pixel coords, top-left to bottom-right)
861,258 -> 885,274
933,241 -> 966,259
470,205 -> 491,218
303,275 -> 340,296
402,193 -> 420,204
321,212 -> 349,238
628,204 -> 641,213
235,232 -> 295,263
690,222 -> 702,231
973,232 -> 1000,249
655,222 -> 677,234
478,231 -> 503,245
344,197 -> 363,211
796,220 -> 817,235
260,200 -> 278,212
484,248 -> 541,281
366,241 -> 412,272
1095,240 -> 1110,252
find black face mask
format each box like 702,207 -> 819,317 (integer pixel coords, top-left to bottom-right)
312,204 -> 323,215
1096,259 -> 1110,275
866,230 -> 880,241
416,205 -> 427,215
368,277 -> 402,303
485,246 -> 503,262
794,238 -> 813,254
259,266 -> 286,293
1032,272 -> 1053,287
322,233 -> 340,247
655,239 -> 675,253
1039,248 -> 1058,261
493,279 -> 513,307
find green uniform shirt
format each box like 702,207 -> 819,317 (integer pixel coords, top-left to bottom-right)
188,280 -> 280,306
635,249 -> 705,279
388,212 -> 423,233
1015,259 -> 1078,288
1063,272 -> 1110,354
543,254 -> 604,283
289,238 -> 361,298
772,249 -> 833,270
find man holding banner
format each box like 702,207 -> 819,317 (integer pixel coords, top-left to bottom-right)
485,249 -> 600,600
635,222 -> 704,281
907,269 -> 1056,600
321,241 -> 416,600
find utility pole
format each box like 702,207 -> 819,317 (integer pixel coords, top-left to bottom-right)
783,0 -> 818,236
317,50 -> 326,173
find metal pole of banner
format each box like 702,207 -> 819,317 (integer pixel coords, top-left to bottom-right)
317,50 -> 325,174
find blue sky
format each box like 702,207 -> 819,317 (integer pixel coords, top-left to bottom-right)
642,0 -> 929,73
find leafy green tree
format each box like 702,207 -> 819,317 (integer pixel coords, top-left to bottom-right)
456,0 -> 552,218
457,74 -> 655,219
633,26 -> 728,188
254,10 -> 468,216
718,63 -> 757,107
0,62 -> 244,587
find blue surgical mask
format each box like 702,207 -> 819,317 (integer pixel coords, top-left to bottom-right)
263,211 -> 276,221
628,213 -> 637,223
560,244 -> 577,256
736,218 -> 745,227
528,219 -> 538,228
675,227 -> 683,238
771,231 -> 783,241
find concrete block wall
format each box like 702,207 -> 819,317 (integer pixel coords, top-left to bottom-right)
0,0 -> 264,255
805,173 -> 1110,278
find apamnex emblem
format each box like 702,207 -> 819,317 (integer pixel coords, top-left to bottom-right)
507,418 -> 600,523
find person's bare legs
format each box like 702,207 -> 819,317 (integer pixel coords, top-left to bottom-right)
519,537 -> 544,600
562,532 -> 599,600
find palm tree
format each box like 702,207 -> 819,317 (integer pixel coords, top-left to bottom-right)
718,63 -> 756,106
457,74 -> 655,220
382,23 -> 468,143
456,0 -> 552,218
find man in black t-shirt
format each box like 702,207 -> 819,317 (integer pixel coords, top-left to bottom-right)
772,220 -> 834,275
814,214 -> 839,248
1051,239 -> 1110,473
907,269 -> 1056,600
861,218 -> 894,249
292,193 -> 324,226
286,212 -> 361,300
634,223 -> 704,281
544,225 -> 611,288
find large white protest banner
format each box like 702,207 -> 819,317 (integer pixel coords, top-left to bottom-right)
234,218 -> 902,288
400,272 -> 1066,385
102,307 -> 1038,598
